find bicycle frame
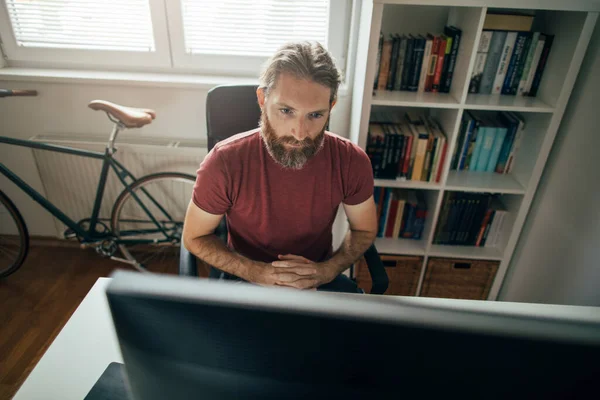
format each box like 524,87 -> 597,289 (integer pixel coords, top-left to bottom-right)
0,132 -> 177,245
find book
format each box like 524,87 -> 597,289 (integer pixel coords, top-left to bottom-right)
528,34 -> 554,97
474,118 -> 497,172
405,113 -> 429,181
468,112 -> 485,170
425,116 -> 446,182
392,191 -> 408,238
385,191 -> 400,237
505,112 -> 525,174
480,31 -> 508,94
377,38 -> 393,90
373,32 -> 384,90
508,32 -> 534,95
483,12 -> 534,32
401,191 -> 418,239
502,32 -> 532,95
418,34 -> 434,92
486,120 -> 508,172
451,116 -> 469,170
393,36 -> 408,91
458,115 -> 476,170
485,197 -> 508,248
425,35 -> 440,92
517,32 -> 540,96
431,35 -> 447,92
441,26 -> 462,93
435,192 -> 454,244
464,114 -> 481,170
387,35 -> 401,90
469,30 -> 492,94
495,112 -> 519,173
414,191 -> 428,240
523,34 -> 546,95
492,31 -> 518,94
377,188 -> 392,237
408,35 -> 426,92
401,36 -> 416,91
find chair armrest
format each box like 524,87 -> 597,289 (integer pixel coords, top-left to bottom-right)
178,238 -> 198,277
363,244 -> 389,295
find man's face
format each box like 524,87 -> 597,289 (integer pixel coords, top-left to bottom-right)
258,72 -> 334,170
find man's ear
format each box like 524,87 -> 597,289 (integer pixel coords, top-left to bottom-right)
256,87 -> 266,109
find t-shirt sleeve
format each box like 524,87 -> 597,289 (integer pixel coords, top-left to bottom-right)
343,144 -> 374,205
192,147 -> 232,215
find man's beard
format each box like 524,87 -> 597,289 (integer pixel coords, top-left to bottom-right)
259,112 -> 326,170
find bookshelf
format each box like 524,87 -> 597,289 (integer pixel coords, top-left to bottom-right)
349,0 -> 599,299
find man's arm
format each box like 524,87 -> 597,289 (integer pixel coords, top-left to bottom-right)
322,195 -> 378,276
183,201 -> 318,285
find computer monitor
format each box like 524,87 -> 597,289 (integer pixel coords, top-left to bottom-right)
106,270 -> 599,400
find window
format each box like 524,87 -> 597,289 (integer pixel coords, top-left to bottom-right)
0,0 -> 351,76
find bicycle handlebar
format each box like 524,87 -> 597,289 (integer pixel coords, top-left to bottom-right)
0,89 -> 38,98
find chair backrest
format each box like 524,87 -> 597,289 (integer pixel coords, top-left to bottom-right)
206,84 -> 261,152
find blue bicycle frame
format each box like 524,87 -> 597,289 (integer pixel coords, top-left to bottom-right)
0,136 -> 177,245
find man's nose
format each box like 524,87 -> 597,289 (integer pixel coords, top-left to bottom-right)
291,119 -> 309,141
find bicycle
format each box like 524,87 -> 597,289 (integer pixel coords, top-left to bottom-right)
0,89 -> 197,278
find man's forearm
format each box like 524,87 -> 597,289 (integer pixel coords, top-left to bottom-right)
323,229 -> 376,276
185,234 -> 260,280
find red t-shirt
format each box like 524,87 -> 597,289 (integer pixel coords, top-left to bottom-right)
192,129 -> 373,264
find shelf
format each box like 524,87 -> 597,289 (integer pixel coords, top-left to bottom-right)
371,90 -> 461,108
464,94 -> 554,113
374,178 -> 442,190
445,171 -> 526,194
374,237 -> 426,256
428,244 -> 504,261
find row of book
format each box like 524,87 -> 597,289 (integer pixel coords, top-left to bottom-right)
367,112 -> 447,182
451,111 -> 525,173
375,188 -> 428,240
468,12 -> 553,96
434,193 -> 507,247
373,25 -> 462,93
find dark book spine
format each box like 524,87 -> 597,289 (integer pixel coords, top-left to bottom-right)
396,134 -> 406,178
401,203 -> 416,239
387,36 -> 400,90
373,32 -> 384,90
441,26 -> 462,93
528,34 -> 555,97
480,211 -> 495,247
509,33 -> 533,95
408,37 -> 426,92
449,196 -> 467,244
435,193 -> 453,244
401,37 -> 416,91
502,32 -> 528,95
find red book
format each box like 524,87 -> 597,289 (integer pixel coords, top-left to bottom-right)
425,36 -> 440,92
432,36 -> 447,92
385,197 -> 399,237
476,208 -> 493,247
435,140 -> 448,183
402,134 -> 413,177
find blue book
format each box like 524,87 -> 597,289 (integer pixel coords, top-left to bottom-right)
474,124 -> 496,172
377,189 -> 392,237
480,31 -> 508,94
486,122 -> 508,172
501,32 -> 529,95
458,117 -> 475,170
495,112 -> 518,173
469,113 -> 484,169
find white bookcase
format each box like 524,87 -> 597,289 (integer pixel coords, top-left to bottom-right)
349,0 -> 599,299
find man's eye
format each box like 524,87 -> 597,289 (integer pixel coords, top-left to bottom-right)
310,113 -> 323,119
279,108 -> 292,115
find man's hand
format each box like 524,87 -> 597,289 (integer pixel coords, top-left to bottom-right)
270,254 -> 336,290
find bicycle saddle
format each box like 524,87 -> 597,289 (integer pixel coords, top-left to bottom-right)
88,100 -> 156,128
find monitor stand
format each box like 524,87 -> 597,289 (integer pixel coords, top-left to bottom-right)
84,362 -> 130,400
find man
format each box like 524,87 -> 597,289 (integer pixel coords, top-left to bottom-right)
183,41 -> 377,292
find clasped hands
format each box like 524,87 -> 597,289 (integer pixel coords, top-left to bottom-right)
257,254 -> 337,290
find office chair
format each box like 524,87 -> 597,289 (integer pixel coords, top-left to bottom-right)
179,84 -> 389,294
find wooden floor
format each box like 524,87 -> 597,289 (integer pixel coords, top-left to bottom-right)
0,242 -> 207,400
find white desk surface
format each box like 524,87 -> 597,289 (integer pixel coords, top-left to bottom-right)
13,277 -> 600,400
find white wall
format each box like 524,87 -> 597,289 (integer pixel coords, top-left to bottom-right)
0,79 -> 352,246
498,22 -> 600,306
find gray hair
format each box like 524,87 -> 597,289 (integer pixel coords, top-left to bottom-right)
259,41 -> 342,105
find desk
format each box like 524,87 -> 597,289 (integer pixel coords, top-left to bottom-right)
13,277 -> 600,399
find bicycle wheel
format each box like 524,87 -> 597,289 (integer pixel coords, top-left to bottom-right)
0,190 -> 29,278
111,172 -> 196,273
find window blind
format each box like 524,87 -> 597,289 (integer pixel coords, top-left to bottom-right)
5,0 -> 156,52
180,0 -> 329,56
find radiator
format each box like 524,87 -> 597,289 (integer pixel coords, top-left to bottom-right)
30,134 -> 207,238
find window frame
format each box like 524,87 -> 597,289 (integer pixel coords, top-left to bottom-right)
0,0 -> 172,69
163,0 -> 351,77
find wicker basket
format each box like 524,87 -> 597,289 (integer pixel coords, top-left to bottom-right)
355,254 -> 423,295
420,258 -> 499,300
